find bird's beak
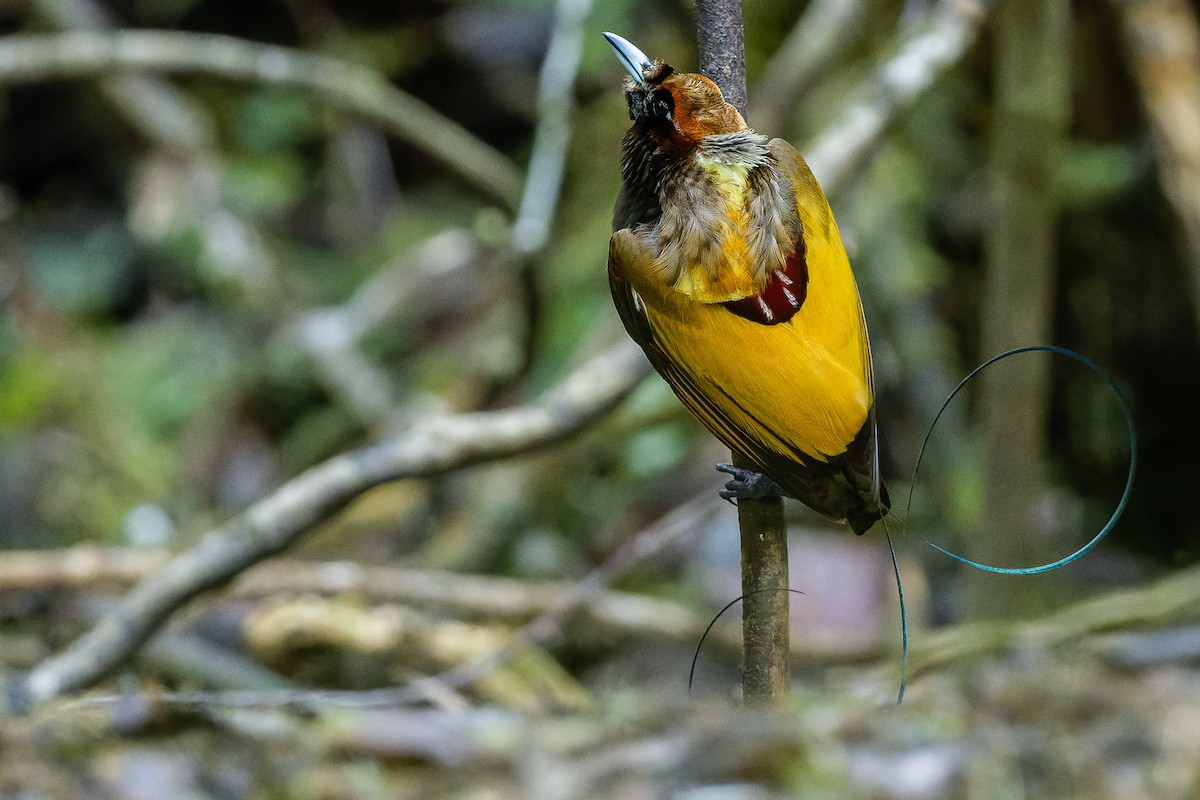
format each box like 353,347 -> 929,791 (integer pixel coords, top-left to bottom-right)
603,32 -> 653,86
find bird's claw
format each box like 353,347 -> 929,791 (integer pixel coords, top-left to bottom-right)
716,463 -> 788,504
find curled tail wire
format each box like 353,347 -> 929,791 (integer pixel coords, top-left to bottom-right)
909,345 -> 1137,574
882,519 -> 907,704
885,345 -> 1136,702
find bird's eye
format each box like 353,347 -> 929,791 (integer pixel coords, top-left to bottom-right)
651,88 -> 674,121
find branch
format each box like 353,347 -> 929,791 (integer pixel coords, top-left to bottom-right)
298,0 -> 591,422
0,545 -> 719,648
0,542 -> 886,666
695,0 -> 748,117
0,30 -> 522,209
500,0 -> 593,394
511,0 -> 591,260
6,341 -> 650,711
696,0 -> 790,706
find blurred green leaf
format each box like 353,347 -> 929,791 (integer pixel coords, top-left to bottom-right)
106,313 -> 240,440
234,89 -> 324,155
224,153 -> 309,217
26,220 -> 134,315
623,423 -> 690,478
0,350 -> 58,426
1057,142 -> 1142,210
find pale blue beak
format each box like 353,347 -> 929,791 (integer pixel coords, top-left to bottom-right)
603,32 -> 653,86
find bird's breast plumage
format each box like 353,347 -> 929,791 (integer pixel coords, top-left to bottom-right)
633,131 -> 802,310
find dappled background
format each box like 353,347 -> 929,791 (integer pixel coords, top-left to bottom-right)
1,0 -> 1199,797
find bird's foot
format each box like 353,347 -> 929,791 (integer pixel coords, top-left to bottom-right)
716,463 -> 789,503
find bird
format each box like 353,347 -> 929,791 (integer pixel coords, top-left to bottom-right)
603,32 -> 888,534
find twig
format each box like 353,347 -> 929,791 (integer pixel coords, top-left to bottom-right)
30,0 -> 285,301
140,632 -> 296,692
0,546 -> 168,591
511,0 -> 591,261
235,561 -> 710,643
295,229 -> 487,423
0,30 -> 522,208
239,596 -> 593,712
6,341 -> 650,712
294,0 -> 592,416
803,0 -> 991,190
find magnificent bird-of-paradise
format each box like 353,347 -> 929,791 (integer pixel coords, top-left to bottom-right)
604,33 -> 888,534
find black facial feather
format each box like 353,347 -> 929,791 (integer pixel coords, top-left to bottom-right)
614,130 -> 669,229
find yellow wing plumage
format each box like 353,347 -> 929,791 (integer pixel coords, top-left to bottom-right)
609,139 -> 884,531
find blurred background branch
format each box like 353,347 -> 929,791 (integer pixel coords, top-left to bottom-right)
0,29 -> 522,207
31,0 -> 216,155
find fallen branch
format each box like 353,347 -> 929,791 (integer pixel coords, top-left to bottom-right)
0,541 -> 880,666
0,543 -> 715,644
42,487 -> 721,712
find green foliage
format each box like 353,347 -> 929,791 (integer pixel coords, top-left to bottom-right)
234,90 -> 324,155
26,219 -> 135,316
105,312 -> 241,440
0,349 -> 57,427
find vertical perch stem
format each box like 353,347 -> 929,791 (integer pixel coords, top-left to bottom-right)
696,0 -> 749,118
696,0 -> 791,704
733,452 -> 791,702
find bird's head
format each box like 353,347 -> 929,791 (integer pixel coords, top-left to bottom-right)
603,32 -> 748,150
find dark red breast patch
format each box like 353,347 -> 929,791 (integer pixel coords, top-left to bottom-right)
722,236 -> 809,325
